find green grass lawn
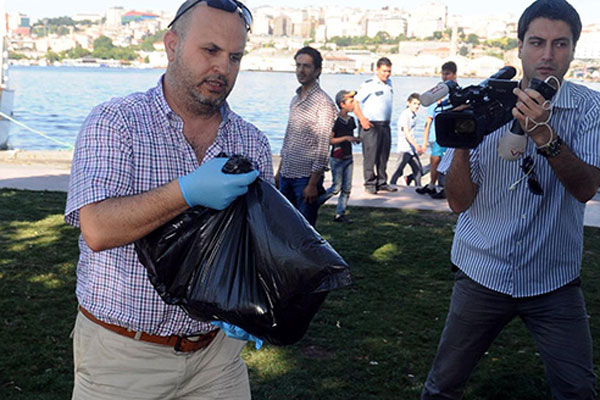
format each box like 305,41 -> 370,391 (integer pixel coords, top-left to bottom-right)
1,188 -> 599,399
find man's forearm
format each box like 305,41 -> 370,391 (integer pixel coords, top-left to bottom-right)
308,171 -> 322,187
513,87 -> 600,202
423,118 -> 433,145
354,102 -> 370,126
79,180 -> 188,252
445,149 -> 478,213
545,143 -> 600,203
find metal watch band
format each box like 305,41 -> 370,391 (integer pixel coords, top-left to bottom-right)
537,135 -> 563,158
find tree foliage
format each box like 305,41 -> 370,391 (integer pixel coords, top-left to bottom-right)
44,50 -> 62,63
484,37 -> 518,50
33,16 -> 76,27
328,33 -> 406,47
9,52 -> 29,60
136,30 -> 167,52
466,33 -> 480,45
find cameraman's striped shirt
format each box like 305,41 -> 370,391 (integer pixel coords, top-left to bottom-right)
438,80 -> 600,297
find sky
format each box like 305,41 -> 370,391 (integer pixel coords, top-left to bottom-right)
9,0 -> 599,25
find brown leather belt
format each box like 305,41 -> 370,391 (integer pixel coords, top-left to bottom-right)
79,306 -> 218,352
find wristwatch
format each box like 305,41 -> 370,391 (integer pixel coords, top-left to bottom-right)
537,135 -> 563,158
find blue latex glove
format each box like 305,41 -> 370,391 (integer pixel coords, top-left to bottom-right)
211,321 -> 264,350
178,158 -> 259,210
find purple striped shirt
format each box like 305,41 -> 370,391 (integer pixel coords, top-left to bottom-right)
65,77 -> 273,335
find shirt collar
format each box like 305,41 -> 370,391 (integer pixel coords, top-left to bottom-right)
295,82 -> 321,99
552,80 -> 575,109
373,75 -> 390,85
154,74 -> 233,129
155,75 -> 176,120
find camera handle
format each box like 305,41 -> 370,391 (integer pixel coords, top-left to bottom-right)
498,78 -> 558,161
509,78 -> 557,136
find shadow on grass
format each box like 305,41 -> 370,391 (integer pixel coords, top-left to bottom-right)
1,190 -> 598,399
0,189 -> 79,399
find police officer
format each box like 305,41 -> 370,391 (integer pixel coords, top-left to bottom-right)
354,57 -> 396,194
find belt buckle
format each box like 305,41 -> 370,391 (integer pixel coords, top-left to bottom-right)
174,336 -> 187,352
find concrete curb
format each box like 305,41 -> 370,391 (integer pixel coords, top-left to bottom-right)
1,151 -> 598,227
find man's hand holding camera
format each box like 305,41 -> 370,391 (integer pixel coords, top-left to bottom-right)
512,87 -> 555,147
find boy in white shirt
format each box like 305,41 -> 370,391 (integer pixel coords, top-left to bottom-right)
390,93 -> 424,187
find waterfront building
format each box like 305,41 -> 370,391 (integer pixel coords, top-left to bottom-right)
7,13 -> 30,35
365,14 -> 408,38
576,31 -> 600,61
272,15 -> 292,37
106,7 -> 124,28
407,1 -> 447,39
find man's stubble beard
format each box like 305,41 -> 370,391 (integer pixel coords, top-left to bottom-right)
169,55 -> 231,117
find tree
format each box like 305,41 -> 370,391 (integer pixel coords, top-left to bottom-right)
373,31 -> 391,44
93,35 -> 114,51
466,33 -> 479,45
459,46 -> 469,56
484,37 -> 518,51
45,49 -> 62,63
138,30 -> 166,52
9,52 -> 29,60
66,45 -> 91,59
433,31 -> 443,40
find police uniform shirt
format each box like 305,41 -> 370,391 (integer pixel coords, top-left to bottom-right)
355,76 -> 393,122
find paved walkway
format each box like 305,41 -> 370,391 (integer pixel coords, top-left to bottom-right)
1,150 -> 599,227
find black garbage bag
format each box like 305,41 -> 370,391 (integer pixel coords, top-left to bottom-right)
134,156 -> 352,345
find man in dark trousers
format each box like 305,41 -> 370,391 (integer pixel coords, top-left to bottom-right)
422,0 -> 600,398
354,57 -> 397,194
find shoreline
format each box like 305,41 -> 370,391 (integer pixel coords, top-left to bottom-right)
9,65 -> 600,83
0,149 -> 74,168
1,150 -> 599,228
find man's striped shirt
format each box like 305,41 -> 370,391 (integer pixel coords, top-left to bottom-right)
438,80 -> 600,297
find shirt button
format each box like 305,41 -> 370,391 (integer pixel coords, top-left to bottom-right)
521,214 -> 527,220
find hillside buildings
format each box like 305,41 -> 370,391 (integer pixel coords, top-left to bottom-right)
7,3 -> 600,78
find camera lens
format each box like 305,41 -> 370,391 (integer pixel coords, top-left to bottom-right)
453,119 -> 477,135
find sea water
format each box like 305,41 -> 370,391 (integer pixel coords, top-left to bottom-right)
8,66 -> 600,153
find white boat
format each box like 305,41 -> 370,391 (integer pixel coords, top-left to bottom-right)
0,0 -> 15,150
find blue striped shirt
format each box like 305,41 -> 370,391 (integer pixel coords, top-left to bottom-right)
438,81 -> 600,297
65,77 -> 274,335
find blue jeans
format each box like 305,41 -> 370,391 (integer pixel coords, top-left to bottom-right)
319,157 -> 353,216
422,270 -> 596,400
279,176 -> 323,227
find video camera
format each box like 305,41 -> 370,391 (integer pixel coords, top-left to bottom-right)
424,66 -> 519,149
422,67 -> 557,149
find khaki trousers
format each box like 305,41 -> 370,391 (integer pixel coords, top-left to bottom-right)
71,311 -> 250,400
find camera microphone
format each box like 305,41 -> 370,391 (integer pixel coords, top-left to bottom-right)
497,128 -> 528,161
420,81 -> 458,107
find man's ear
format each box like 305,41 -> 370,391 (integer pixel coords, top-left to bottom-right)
517,39 -> 523,59
164,30 -> 179,62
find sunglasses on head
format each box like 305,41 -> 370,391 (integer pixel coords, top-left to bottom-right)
509,155 -> 543,196
168,0 -> 253,32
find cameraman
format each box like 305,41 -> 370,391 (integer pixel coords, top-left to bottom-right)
422,1 -> 600,399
